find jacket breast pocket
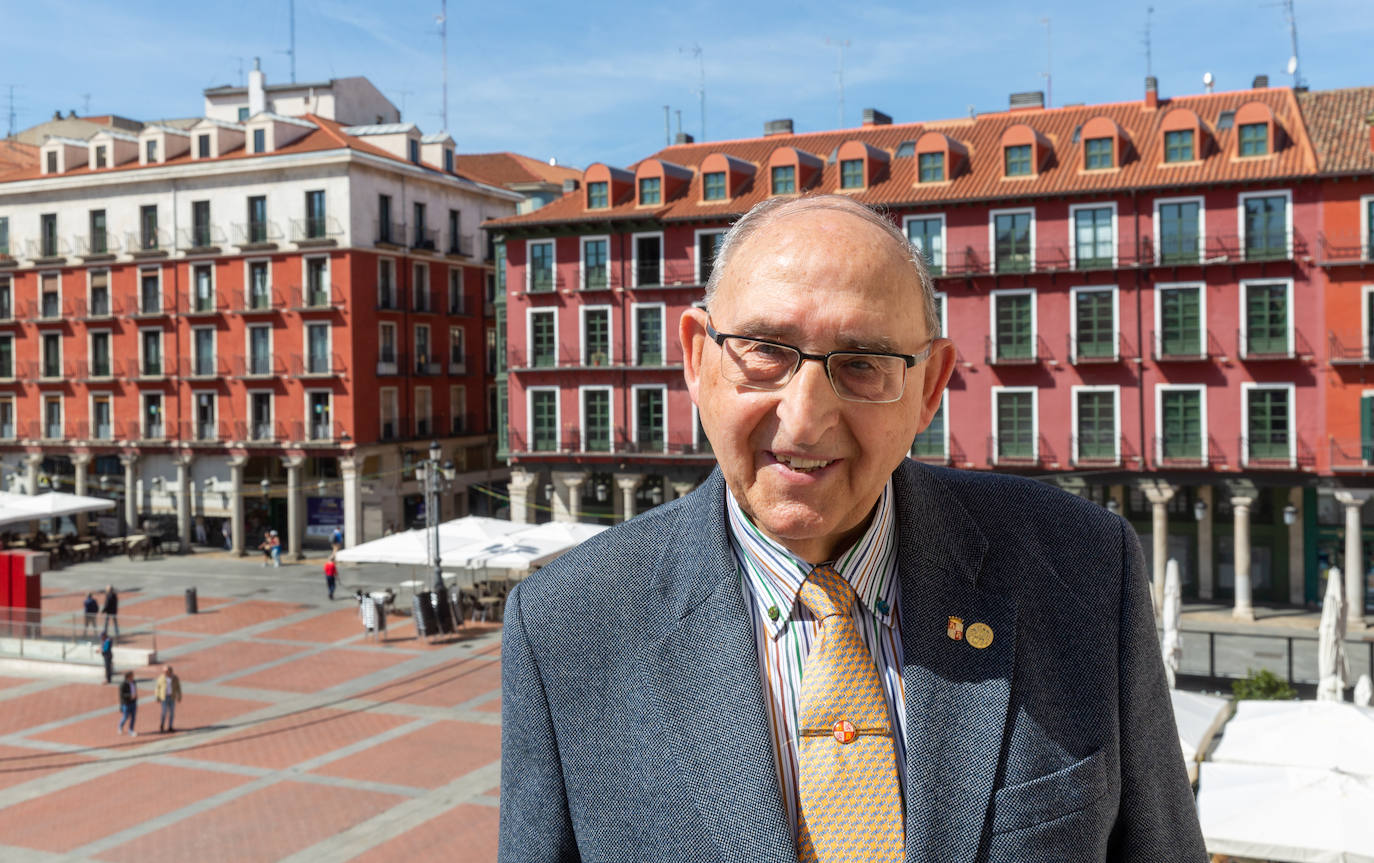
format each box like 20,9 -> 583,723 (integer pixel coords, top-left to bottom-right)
989,747 -> 1114,836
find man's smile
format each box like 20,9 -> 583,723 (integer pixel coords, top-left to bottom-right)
767,451 -> 839,474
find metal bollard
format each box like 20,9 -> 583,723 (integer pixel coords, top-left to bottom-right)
185,587 -> 198,614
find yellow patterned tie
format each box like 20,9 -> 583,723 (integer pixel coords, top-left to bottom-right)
795,564 -> 903,863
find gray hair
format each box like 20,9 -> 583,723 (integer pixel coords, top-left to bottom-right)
701,194 -> 940,342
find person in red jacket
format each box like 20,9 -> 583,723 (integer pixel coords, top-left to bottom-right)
323,554 -> 339,600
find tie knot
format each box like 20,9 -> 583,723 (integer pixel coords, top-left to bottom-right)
797,565 -> 855,621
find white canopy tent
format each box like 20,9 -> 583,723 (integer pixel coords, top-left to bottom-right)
334,516 -> 524,567
449,521 -> 610,572
1170,689 -> 1231,784
0,491 -> 115,529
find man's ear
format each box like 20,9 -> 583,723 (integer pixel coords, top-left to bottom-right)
680,306 -> 709,405
915,338 -> 957,432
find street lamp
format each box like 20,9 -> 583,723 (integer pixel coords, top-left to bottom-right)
1283,504 -> 1298,526
1194,500 -> 1208,522
422,441 -> 458,634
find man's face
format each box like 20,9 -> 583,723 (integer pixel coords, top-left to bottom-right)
682,206 -> 954,563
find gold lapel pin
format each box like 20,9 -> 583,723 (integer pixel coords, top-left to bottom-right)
966,622 -> 994,649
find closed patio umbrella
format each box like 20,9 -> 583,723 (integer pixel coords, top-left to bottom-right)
1161,558 -> 1182,690
1317,568 -> 1348,703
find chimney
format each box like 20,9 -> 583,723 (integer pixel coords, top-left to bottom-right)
248,57 -> 266,118
562,178 -> 580,194
1145,76 -> 1159,109
1009,91 -> 1045,111
674,132 -> 695,145
764,118 -> 794,137
862,108 -> 892,127
1252,74 -> 1269,89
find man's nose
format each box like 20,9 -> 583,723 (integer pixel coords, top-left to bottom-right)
775,357 -> 841,443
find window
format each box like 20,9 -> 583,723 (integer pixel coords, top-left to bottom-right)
1239,123 -> 1268,156
1004,144 -> 1032,177
377,258 -> 395,308
1157,284 -> 1203,358
1074,388 -> 1117,462
378,194 -> 394,244
252,128 -> 265,153
88,209 -> 107,254
635,304 -> 664,365
308,392 -> 332,440
840,159 -> 864,189
250,392 -> 272,440
447,209 -> 461,254
530,389 -> 558,451
583,306 -> 610,366
697,230 -> 724,285
306,258 -> 328,306
770,166 -> 795,195
495,241 -> 506,295
1084,137 -> 1113,170
94,145 -> 107,169
992,210 -> 1033,273
1242,193 -> 1288,260
0,334 -> 11,377
193,328 -> 215,376
905,216 -> 944,276
0,277 -> 8,319
0,216 -> 7,255
305,190 -> 326,239
141,330 -> 162,376
191,200 -> 211,248
1164,129 -> 1194,162
413,202 -> 429,248
85,270 -> 107,317
1156,199 -> 1201,264
0,398 -> 11,439
583,237 -> 608,290
911,392 -> 946,459
140,205 -> 158,250
415,387 -> 432,437
412,262 -> 429,311
140,269 -> 160,313
489,320 -> 501,373
448,268 -> 464,314
376,388 -> 398,440
92,395 -> 112,440
450,384 -> 467,434
191,392 -> 216,441
587,181 -> 608,209
89,331 -> 110,377
414,324 -> 432,371
40,213 -> 57,257
635,386 -> 666,451
1072,206 -> 1114,268
192,264 -> 214,312
248,260 -> 271,309
1073,288 -> 1116,360
531,310 -> 556,367
306,323 -> 330,374
448,326 -> 466,372
43,396 -> 61,439
444,148 -> 453,172
1159,387 -> 1204,462
918,152 -> 944,183
143,393 -> 164,438
635,234 -> 662,286
528,240 -> 554,292
378,322 -> 397,366
703,172 -> 726,201
408,138 -> 419,163
46,151 -> 57,173
145,140 -> 157,163
197,134 -> 210,158
583,388 -> 612,451
1245,385 -> 1292,463
994,389 -> 1035,460
42,332 -> 61,378
992,290 -> 1034,361
1243,280 -> 1290,357
248,326 -> 271,375
639,177 -> 661,205
40,273 -> 59,318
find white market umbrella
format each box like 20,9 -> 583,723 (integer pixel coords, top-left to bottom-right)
1210,700 -> 1374,776
0,491 -> 115,529
1161,558 -> 1182,690
1170,689 -> 1231,785
1318,568 -> 1349,702
452,521 -> 609,572
335,516 -> 523,566
1356,675 -> 1373,708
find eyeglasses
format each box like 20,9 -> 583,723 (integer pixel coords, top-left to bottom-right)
705,319 -> 931,404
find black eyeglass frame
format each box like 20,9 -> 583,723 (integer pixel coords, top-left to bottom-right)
705,318 -> 933,404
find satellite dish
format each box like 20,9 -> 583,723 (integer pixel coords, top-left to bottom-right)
1287,56 -> 1298,75
1203,71 -> 1214,87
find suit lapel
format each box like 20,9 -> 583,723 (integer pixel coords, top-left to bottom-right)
639,472 -> 794,862
893,464 -> 1017,863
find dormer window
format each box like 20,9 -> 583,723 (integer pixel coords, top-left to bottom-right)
1239,123 -> 1268,156
252,128 -> 266,153
703,172 -> 726,201
1085,138 -> 1113,169
197,135 -> 210,158
238,107 -> 249,122
918,152 -> 944,182
840,159 -> 863,190
772,165 -> 796,194
46,152 -> 57,173
408,139 -> 419,163
639,177 -> 661,205
1165,130 -> 1194,162
145,140 -> 157,163
94,146 -> 107,169
587,181 -> 608,209
1004,144 -> 1032,177
443,148 -> 453,172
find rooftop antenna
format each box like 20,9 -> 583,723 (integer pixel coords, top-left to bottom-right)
1143,5 -> 1155,79
1282,0 -> 1304,88
436,0 -> 448,131
288,0 -> 297,83
80,93 -> 90,116
394,88 -> 413,121
663,105 -> 671,146
680,44 -> 705,141
1203,71 -> 1215,93
1040,18 -> 1052,108
6,86 -> 14,139
827,37 -> 851,126
675,109 -> 682,139
237,57 -> 245,88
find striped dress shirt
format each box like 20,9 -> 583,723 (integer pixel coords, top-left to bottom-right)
726,480 -> 908,838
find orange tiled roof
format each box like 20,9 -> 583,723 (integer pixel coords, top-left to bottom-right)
0,140 -> 39,180
491,86 -> 1320,229
456,152 -> 581,188
1298,86 -> 1374,174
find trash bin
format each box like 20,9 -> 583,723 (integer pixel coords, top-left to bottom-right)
185,587 -> 198,614
431,585 -> 455,635
411,591 -> 437,638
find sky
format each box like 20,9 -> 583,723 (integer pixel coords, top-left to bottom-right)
4,0 -> 1372,170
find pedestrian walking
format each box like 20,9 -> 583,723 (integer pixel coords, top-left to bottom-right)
154,666 -> 181,733
117,670 -> 138,736
258,531 -> 272,566
330,526 -> 343,551
82,592 -> 98,638
100,585 -> 119,638
222,520 -> 231,551
194,516 -> 207,547
357,590 -> 380,640
269,530 -> 281,567
323,555 -> 339,600
100,633 -> 114,684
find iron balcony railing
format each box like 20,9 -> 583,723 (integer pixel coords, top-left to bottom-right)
232,220 -> 284,247
286,283 -> 341,311
291,216 -> 342,243
1152,331 -> 1229,364
289,353 -> 344,377
1151,434 -> 1224,469
1236,327 -> 1315,362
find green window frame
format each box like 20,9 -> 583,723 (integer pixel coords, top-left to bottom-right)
703,172 -> 726,201
635,387 -> 665,451
994,292 -> 1033,361
1243,195 -> 1288,260
771,165 -> 796,195
1158,286 -> 1202,358
1074,290 -> 1115,359
1004,144 -> 1032,177
1366,199 -> 1374,260
529,241 -> 554,292
1238,123 -> 1268,157
495,242 -> 506,295
531,390 -> 557,452
531,311 -> 556,368
918,152 -> 944,183
995,391 -> 1034,459
1164,129 -> 1194,163
911,398 -> 945,458
1084,138 -> 1113,170
582,238 -> 608,290
906,217 -> 943,275
638,177 -> 661,205
994,211 -> 1032,273
583,308 -> 610,366
1076,390 -> 1116,459
1160,389 -> 1203,460
1073,206 -> 1113,268
635,305 -> 663,366
583,389 -> 611,451
840,159 -> 864,189
1157,200 -> 1201,264
587,181 -> 608,209
1245,282 -> 1288,356
0,216 -> 8,255
1361,395 -> 1374,463
1246,387 -> 1290,461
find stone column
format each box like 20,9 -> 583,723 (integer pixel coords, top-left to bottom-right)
672,480 -> 695,500
1335,491 -> 1370,629
72,452 -> 91,534
1232,496 -> 1255,621
615,473 -> 644,522
283,455 -> 305,561
1142,481 -> 1176,615
508,469 -> 535,525
120,453 -> 139,532
1287,487 -> 1305,607
551,471 -> 584,523
174,452 -> 193,552
23,452 -> 42,495
227,454 -> 247,555
1197,486 -> 1215,601
340,455 -> 362,548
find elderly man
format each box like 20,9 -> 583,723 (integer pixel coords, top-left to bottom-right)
500,195 -> 1204,862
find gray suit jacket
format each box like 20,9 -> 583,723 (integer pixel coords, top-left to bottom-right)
500,462 -> 1206,862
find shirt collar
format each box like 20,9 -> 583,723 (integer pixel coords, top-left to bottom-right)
726,479 -> 900,639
